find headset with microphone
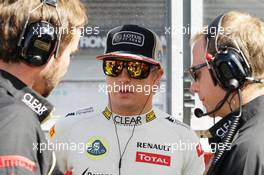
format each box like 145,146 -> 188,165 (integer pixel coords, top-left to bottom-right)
194,89 -> 233,118
194,13 -> 263,175
194,13 -> 258,118
17,0 -> 62,66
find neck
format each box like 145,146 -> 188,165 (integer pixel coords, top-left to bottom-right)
225,84 -> 264,115
241,85 -> 264,104
0,61 -> 39,87
108,101 -> 153,116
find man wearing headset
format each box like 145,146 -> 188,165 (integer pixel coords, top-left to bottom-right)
190,11 -> 264,175
0,0 -> 87,174
50,24 -> 205,175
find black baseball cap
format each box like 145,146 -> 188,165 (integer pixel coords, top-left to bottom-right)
96,24 -> 163,65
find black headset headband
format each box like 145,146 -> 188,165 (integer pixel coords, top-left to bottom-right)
43,0 -> 57,7
206,14 -> 251,71
17,0 -> 62,66
205,14 -> 253,90
206,14 -> 224,39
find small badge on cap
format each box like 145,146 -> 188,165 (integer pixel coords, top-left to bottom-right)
112,31 -> 145,47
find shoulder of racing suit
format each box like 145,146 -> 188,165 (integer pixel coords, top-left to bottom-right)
154,108 -> 191,130
163,115 -> 191,129
0,94 -> 38,127
50,106 -> 100,140
154,108 -> 199,142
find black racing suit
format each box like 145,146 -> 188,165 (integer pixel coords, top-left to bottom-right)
208,95 -> 264,175
0,70 -> 56,175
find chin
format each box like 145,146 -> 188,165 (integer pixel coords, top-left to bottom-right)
113,98 -> 135,107
43,87 -> 54,97
117,99 -> 134,107
38,86 -> 53,97
33,81 -> 55,97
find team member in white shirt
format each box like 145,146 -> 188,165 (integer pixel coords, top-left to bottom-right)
50,24 -> 205,175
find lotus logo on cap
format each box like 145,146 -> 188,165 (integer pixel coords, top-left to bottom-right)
112,31 -> 145,46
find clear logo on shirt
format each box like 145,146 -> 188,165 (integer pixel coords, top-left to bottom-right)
22,93 -> 48,116
113,115 -> 142,126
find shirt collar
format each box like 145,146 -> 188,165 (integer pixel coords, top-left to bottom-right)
0,70 -> 54,123
209,95 -> 264,144
102,106 -> 157,126
239,95 -> 264,124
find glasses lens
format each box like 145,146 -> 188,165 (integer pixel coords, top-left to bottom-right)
127,61 -> 151,79
103,60 -> 123,77
189,63 -> 208,81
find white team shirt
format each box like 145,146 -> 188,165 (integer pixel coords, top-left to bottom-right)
49,106 -> 205,175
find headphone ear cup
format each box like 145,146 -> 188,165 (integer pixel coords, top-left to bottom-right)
19,21 -> 58,66
212,49 -> 249,90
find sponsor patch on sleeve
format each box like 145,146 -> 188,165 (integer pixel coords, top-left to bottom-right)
165,116 -> 190,129
196,143 -> 204,158
65,107 -> 94,118
0,155 -> 36,172
49,125 -> 56,138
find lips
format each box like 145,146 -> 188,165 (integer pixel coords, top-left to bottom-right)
199,96 -> 206,106
199,95 -> 205,102
117,83 -> 134,94
200,98 -> 205,102
119,89 -> 133,93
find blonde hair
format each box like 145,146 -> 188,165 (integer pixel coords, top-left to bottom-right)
0,0 -> 88,63
192,11 -> 264,80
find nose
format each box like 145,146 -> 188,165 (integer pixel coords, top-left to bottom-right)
118,68 -> 131,83
190,81 -> 199,94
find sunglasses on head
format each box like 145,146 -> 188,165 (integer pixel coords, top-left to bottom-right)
189,62 -> 208,81
103,58 -> 158,79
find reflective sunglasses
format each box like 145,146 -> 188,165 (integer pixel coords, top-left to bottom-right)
103,58 -> 157,79
189,62 -> 208,81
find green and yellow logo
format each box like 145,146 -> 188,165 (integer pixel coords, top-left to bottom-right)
86,136 -> 109,160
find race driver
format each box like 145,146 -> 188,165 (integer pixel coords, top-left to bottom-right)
50,24 -> 205,175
